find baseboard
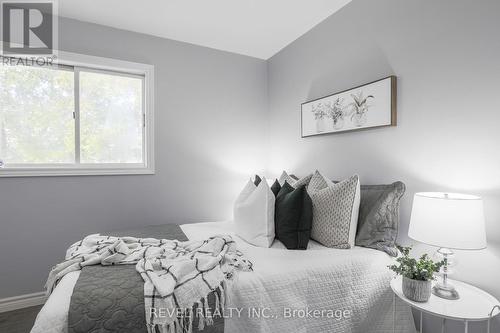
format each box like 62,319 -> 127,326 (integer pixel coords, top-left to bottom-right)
0,292 -> 47,313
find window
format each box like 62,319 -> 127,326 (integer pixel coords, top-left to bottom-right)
0,51 -> 154,176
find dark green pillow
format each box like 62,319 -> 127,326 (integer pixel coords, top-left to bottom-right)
271,179 -> 281,197
275,182 -> 313,250
254,175 -> 262,186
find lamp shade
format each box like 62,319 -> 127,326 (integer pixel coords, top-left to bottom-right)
408,192 -> 487,250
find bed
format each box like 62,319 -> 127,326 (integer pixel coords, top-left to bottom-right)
31,221 -> 416,333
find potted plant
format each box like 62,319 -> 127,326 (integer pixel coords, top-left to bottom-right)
348,91 -> 373,127
326,98 -> 346,130
311,103 -> 328,133
388,245 -> 444,302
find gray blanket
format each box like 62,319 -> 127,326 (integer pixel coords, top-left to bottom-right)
68,224 -> 224,333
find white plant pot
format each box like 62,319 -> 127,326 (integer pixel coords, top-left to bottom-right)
332,117 -> 344,130
352,112 -> 367,127
402,276 -> 431,302
315,118 -> 327,133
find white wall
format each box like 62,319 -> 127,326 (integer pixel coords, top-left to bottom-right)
267,0 -> 500,331
0,17 -> 268,298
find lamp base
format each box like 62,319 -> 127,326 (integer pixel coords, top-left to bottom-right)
432,284 -> 460,300
433,248 -> 460,300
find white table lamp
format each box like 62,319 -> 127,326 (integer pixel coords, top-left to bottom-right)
408,192 -> 487,300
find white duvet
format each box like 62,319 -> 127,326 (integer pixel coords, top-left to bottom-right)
31,221 -> 416,333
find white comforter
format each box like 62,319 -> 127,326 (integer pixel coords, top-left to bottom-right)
31,221 -> 415,333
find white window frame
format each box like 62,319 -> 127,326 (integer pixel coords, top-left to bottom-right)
0,48 -> 155,177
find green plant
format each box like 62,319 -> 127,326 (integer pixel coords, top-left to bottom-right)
388,245 -> 444,281
326,98 -> 346,123
311,103 -> 327,120
349,91 -> 373,118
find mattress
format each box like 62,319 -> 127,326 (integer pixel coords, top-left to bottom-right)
31,221 -> 416,333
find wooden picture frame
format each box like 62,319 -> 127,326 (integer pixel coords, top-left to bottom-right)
301,76 -> 397,137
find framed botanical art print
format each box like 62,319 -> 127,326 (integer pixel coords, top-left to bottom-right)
301,76 -> 397,137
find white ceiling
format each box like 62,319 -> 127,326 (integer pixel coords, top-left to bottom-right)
58,0 -> 352,59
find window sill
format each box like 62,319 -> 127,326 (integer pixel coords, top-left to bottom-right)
0,166 -> 155,177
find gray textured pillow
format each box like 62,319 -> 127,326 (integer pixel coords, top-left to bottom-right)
293,173 -> 312,188
309,174 -> 361,249
355,182 -> 406,256
278,171 -> 296,186
278,171 -> 312,188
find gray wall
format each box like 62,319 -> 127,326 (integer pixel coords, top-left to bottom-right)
267,0 -> 500,331
0,17 -> 268,298
1,2 -> 499,331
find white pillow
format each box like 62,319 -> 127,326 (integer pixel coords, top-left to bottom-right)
233,178 -> 275,247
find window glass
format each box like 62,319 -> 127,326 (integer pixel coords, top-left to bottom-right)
79,71 -> 143,164
0,65 -> 74,164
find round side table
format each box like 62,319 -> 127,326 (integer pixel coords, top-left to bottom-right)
390,276 -> 499,333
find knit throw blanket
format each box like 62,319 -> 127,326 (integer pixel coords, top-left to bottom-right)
46,234 -> 252,333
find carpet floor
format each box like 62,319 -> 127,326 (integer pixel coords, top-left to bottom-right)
0,305 -> 42,333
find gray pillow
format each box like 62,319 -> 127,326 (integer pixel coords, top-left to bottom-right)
355,182 -> 406,256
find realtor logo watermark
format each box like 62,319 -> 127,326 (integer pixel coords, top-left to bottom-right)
1,0 -> 58,63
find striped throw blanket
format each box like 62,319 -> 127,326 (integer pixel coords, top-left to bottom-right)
46,234 -> 252,333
